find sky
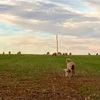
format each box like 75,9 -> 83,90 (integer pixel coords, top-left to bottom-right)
0,0 -> 100,55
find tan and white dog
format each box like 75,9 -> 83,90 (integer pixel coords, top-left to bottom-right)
64,59 -> 75,77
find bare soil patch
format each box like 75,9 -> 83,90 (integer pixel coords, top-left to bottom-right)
0,73 -> 100,100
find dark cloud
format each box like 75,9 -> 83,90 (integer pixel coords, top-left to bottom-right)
0,0 -> 100,38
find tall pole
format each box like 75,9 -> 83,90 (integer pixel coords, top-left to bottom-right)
56,34 -> 58,54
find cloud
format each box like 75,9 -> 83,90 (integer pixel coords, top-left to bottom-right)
0,0 -> 100,54
84,0 -> 100,10
58,35 -> 100,54
0,0 -> 100,38
84,0 -> 100,17
0,34 -> 56,54
0,34 -> 100,54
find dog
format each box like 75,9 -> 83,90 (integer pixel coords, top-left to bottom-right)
64,59 -> 75,77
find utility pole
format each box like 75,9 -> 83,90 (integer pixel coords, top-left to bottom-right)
56,34 -> 58,54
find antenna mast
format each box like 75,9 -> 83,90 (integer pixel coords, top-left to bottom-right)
56,34 -> 58,54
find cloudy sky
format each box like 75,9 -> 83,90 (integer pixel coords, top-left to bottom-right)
0,0 -> 100,54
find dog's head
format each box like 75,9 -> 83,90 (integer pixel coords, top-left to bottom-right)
66,58 -> 72,63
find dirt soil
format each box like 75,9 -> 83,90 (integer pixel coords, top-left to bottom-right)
0,73 -> 100,100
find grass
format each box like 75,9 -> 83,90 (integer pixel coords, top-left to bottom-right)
0,54 -> 100,78
0,54 -> 66,78
0,54 -> 100,99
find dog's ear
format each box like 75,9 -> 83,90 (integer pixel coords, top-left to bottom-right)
66,58 -> 71,63
71,65 -> 75,70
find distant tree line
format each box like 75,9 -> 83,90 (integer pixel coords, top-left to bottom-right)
2,51 -> 21,55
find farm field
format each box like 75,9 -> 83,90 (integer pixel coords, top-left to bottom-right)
0,54 -> 100,100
